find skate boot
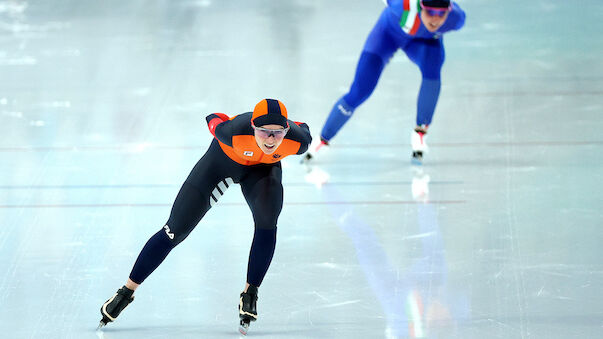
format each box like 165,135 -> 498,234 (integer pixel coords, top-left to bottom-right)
238,285 -> 258,335
301,137 -> 329,164
98,286 -> 135,329
411,125 -> 429,165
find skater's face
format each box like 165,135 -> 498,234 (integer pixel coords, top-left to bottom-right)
253,124 -> 289,154
420,7 -> 450,32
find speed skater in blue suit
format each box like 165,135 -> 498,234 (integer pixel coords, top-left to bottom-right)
303,0 -> 466,164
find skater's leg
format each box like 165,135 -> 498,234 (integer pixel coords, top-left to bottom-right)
417,78 -> 441,126
127,230 -> 174,284
100,182 -> 211,327
100,141 -> 229,327
404,38 -> 445,126
320,9 -> 398,142
246,228 -> 277,287
128,181 -> 209,284
404,39 -> 445,161
128,141 -> 229,284
125,278 -> 139,291
321,52 -> 385,141
236,164 -> 282,332
240,164 -> 283,287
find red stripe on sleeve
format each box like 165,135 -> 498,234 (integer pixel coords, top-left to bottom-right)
208,117 -> 223,137
410,14 -> 421,35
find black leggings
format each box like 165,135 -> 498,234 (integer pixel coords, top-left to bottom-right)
129,140 -> 283,286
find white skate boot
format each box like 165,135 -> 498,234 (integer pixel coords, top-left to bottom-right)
411,125 -> 428,165
300,136 -> 329,164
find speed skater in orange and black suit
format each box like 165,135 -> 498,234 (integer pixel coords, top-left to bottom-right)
98,99 -> 311,335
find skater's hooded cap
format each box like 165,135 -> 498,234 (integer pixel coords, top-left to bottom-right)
421,0 -> 451,8
252,99 -> 288,128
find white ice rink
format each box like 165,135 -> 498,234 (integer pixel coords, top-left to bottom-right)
1,0 -> 602,338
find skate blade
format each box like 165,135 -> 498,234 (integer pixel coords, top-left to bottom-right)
238,321 -> 249,335
97,316 -> 111,331
300,153 -> 313,164
411,152 -> 423,165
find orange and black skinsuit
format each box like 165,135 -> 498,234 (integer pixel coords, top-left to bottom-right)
127,103 -> 311,289
207,111 -> 311,165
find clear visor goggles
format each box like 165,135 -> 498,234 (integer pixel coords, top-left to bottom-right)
252,124 -> 290,139
420,2 -> 451,17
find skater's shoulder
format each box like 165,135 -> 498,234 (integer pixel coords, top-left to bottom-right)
232,111 -> 253,121
209,112 -> 254,148
283,119 -> 312,154
446,2 -> 466,30
286,120 -> 311,139
224,112 -> 255,135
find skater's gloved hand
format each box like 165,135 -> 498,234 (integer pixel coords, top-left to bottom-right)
206,113 -> 230,137
293,121 -> 309,130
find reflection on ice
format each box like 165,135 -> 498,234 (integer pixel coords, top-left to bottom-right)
314,168 -> 470,338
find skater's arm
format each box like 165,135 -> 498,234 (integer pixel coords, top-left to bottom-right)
286,120 -> 312,154
206,113 -> 234,146
448,2 -> 466,30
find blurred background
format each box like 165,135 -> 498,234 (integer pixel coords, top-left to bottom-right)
1,0 -> 602,338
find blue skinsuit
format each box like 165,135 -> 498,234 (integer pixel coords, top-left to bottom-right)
321,0 -> 465,141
